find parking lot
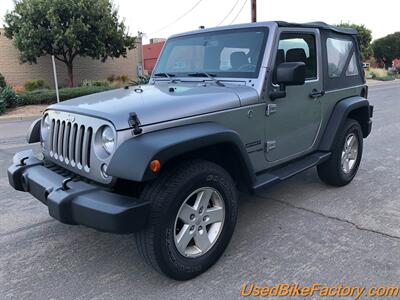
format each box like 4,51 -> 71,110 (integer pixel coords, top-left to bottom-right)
1,82 -> 399,299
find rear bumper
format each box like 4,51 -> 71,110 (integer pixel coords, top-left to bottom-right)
367,119 -> 372,136
367,104 -> 373,136
7,150 -> 150,234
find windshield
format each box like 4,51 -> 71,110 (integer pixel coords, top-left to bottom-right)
153,28 -> 269,78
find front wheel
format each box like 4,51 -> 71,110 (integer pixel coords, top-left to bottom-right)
136,160 -> 238,280
317,118 -> 363,186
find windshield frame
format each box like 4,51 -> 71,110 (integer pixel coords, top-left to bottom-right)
152,27 -> 270,79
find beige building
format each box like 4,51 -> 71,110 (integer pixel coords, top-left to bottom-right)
0,29 -> 143,87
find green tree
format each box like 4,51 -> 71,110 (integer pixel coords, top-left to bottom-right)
4,0 -> 136,87
372,32 -> 400,69
337,23 -> 373,61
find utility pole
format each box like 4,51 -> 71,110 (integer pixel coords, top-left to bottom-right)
138,31 -> 145,77
51,55 -> 60,103
251,0 -> 257,22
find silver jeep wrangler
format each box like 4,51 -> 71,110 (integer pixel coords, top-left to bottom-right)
8,21 -> 373,280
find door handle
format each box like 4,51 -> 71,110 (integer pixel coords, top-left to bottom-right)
310,89 -> 325,98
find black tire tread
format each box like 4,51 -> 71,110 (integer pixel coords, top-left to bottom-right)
135,159 -> 236,278
317,118 -> 363,186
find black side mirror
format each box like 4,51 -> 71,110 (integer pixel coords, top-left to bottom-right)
269,62 -> 306,100
275,62 -> 306,86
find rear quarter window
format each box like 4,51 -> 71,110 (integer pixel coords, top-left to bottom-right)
326,38 -> 354,78
322,32 -> 364,91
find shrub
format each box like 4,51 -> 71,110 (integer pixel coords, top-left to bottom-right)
81,79 -> 110,87
0,86 -> 18,108
0,100 -> 6,114
138,75 -> 150,84
18,86 -> 113,106
109,81 -> 123,89
107,74 -> 128,83
374,76 -> 395,81
117,75 -> 129,82
366,68 -> 388,79
24,79 -> 47,91
13,85 -> 25,94
107,74 -> 116,82
0,73 -> 6,89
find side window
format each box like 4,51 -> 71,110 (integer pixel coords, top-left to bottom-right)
326,38 -> 356,78
345,53 -> 359,76
276,33 -> 317,80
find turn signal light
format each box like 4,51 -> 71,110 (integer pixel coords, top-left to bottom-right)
149,160 -> 161,173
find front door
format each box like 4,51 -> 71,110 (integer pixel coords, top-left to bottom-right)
265,28 -> 323,163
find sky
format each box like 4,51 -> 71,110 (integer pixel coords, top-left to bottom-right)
0,0 -> 398,42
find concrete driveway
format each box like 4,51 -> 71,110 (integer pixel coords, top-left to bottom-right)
1,83 -> 399,299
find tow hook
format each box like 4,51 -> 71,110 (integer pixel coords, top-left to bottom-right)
60,178 -> 73,191
18,156 -> 30,166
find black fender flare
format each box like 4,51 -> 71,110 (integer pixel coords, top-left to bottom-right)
27,118 -> 41,143
107,122 -> 256,184
318,96 -> 372,151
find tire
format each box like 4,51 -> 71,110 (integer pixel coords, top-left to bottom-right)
135,159 -> 238,280
317,118 -> 363,186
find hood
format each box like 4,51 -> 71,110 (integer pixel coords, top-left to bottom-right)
48,82 -> 258,130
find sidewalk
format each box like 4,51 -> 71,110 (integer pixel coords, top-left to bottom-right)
0,105 -> 46,122
366,78 -> 400,86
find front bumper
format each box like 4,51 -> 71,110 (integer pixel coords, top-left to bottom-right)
7,150 -> 150,233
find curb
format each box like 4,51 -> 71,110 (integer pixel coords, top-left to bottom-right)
367,79 -> 400,86
0,114 -> 41,122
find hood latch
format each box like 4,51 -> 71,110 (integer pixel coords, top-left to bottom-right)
128,112 -> 143,135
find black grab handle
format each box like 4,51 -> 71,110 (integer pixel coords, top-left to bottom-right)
310,89 -> 325,98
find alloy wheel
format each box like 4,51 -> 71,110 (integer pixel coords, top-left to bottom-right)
341,133 -> 359,174
174,187 -> 225,258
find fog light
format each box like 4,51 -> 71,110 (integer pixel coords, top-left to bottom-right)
101,163 -> 109,178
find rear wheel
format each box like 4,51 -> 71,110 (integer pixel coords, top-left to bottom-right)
317,118 -> 363,186
136,160 -> 238,280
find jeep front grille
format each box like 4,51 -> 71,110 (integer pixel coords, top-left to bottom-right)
44,110 -> 116,185
49,118 -> 93,172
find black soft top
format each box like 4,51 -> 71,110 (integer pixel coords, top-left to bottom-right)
275,21 -> 357,35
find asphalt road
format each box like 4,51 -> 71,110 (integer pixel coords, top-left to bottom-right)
1,83 -> 400,299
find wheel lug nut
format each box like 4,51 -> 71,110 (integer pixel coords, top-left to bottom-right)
199,207 -> 203,214
198,226 -> 202,231
203,216 -> 207,221
190,225 -> 195,231
190,214 -> 195,220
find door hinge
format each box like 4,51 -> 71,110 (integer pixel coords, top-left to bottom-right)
266,104 -> 277,116
265,141 -> 276,152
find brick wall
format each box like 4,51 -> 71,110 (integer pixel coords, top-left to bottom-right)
0,29 -> 143,87
143,41 -> 165,72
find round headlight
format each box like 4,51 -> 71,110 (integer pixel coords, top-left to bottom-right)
101,126 -> 115,154
41,114 -> 51,141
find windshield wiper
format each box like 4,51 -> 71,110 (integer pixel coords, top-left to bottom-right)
187,72 -> 225,87
153,72 -> 175,78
